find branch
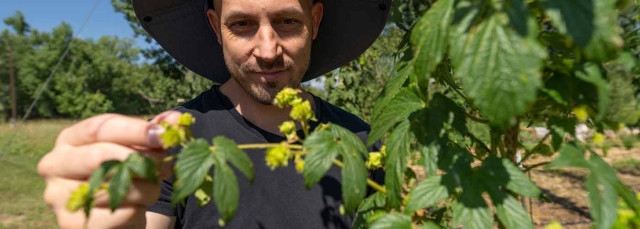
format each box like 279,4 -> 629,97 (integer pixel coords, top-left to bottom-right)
138,90 -> 165,103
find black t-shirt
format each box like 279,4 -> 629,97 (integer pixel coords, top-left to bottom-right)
148,85 -> 382,229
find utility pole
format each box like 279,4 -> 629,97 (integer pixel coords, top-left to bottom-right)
5,39 -> 17,128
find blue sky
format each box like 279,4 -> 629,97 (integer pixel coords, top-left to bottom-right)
0,0 -> 150,49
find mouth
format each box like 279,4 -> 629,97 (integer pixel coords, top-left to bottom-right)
253,70 -> 286,80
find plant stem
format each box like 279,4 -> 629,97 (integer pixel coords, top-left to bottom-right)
519,132 -> 551,165
466,112 -> 489,124
523,161 -> 550,173
467,132 -> 491,155
163,155 -> 175,163
332,159 -> 388,194
237,143 -> 303,150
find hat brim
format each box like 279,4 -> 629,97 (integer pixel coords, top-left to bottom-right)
133,0 -> 391,83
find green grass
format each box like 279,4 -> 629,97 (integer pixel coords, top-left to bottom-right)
0,120 -> 75,229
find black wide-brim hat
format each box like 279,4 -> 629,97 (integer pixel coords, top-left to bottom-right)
132,0 -> 391,83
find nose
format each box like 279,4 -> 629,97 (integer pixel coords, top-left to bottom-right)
253,25 -> 282,62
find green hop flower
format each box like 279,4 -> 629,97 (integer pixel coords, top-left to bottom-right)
279,121 -> 296,135
178,113 -> 195,126
274,88 -> 301,108
290,100 -> 315,122
66,183 -> 91,212
265,143 -> 290,170
160,127 -> 182,149
544,221 -> 564,229
295,159 -> 305,173
365,152 -> 383,169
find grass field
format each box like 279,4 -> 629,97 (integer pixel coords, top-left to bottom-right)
0,120 -> 75,229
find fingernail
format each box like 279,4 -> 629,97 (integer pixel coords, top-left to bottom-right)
148,124 -> 165,148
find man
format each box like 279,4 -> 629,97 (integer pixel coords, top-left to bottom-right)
37,0 -> 390,228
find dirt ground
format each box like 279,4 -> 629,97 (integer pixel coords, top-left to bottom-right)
525,147 -> 640,228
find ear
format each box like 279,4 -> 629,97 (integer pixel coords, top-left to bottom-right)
310,2 -> 323,40
206,9 -> 223,45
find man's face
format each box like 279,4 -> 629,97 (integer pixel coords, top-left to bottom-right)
208,0 -> 323,104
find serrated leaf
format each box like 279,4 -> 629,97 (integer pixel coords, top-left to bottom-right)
541,0 -> 621,62
368,88 -> 423,146
327,124 -> 368,157
212,136 -> 254,181
487,189 -> 534,229
212,153 -> 240,221
614,180 -> 640,213
341,145 -> 368,213
83,160 -> 120,216
302,130 -> 340,188
108,163 -> 132,211
124,152 -> 158,182
369,212 -> 412,229
384,120 -> 412,209
411,93 -> 467,146
505,0 -> 529,36
547,143 -> 590,169
421,143 -> 439,176
586,174 -> 618,229
357,192 -> 387,213
369,69 -> 411,142
172,139 -> 215,205
480,156 -> 541,197
575,63 -> 611,120
452,182 -> 493,229
451,13 -> 546,127
353,192 -> 387,229
194,174 -> 213,207
412,0 -> 454,78
405,176 -> 449,213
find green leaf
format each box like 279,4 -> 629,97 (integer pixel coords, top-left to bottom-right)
451,13 -> 546,127
504,0 -> 529,36
487,189 -> 534,229
541,0 -> 621,62
88,160 -> 120,194
411,93 -> 467,146
212,136 -> 254,181
547,117 -> 577,151
480,156 -> 541,197
302,130 -> 340,188
452,181 -> 493,229
575,63 -> 611,120
547,143 -> 590,169
368,88 -> 423,146
384,120 -> 412,209
194,174 -> 213,207
341,145 -> 368,213
614,180 -> 640,213
539,0 -> 595,47
405,176 -> 449,213
327,124 -> 368,157
357,192 -> 387,213
124,152 -> 158,182
85,160 -> 120,216
586,174 -> 618,229
420,144 -> 439,177
369,69 -> 411,144
108,163 -> 132,211
420,222 -> 442,229
412,0 -> 454,78
212,153 -> 240,221
172,139 -> 215,205
369,212 -> 412,229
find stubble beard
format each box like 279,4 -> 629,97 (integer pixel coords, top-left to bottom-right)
224,55 -> 308,105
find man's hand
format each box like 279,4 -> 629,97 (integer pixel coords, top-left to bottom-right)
38,111 -> 182,229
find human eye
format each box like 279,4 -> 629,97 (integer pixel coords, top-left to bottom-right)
228,20 -> 255,33
275,18 -> 301,31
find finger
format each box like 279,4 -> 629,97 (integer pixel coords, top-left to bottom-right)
93,180 -> 161,207
55,205 -> 146,229
40,143 -> 167,180
40,143 -> 138,179
149,110 -> 183,125
56,113 -> 164,148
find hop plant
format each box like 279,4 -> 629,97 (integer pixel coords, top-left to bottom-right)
365,152 -> 383,169
274,88 -> 302,108
279,121 -> 298,142
290,100 -> 316,122
265,143 -> 291,170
